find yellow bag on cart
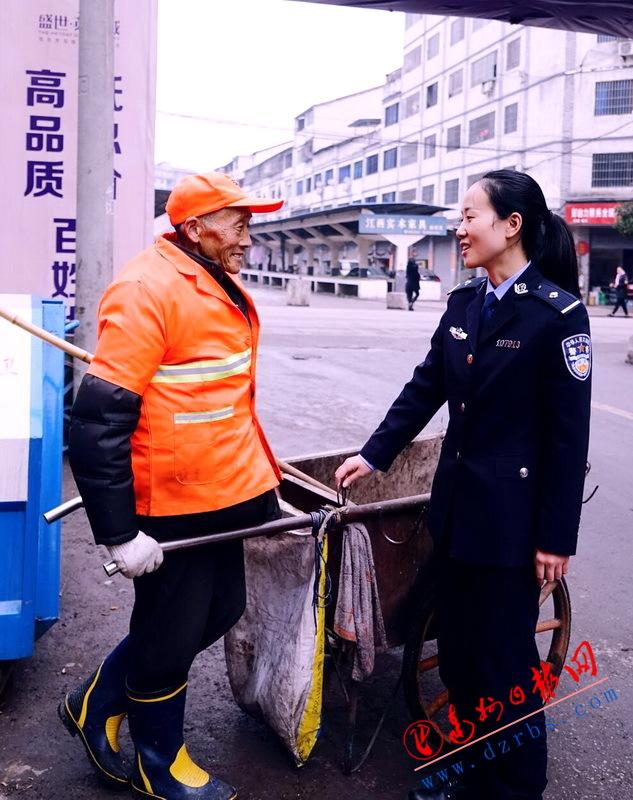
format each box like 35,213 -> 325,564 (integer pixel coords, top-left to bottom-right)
224,524 -> 328,765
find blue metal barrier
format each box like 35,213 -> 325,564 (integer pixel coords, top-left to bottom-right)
0,295 -> 64,665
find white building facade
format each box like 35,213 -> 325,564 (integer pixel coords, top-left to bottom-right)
214,14 -> 633,292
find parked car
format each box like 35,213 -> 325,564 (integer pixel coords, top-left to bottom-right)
418,268 -> 441,282
336,259 -> 388,278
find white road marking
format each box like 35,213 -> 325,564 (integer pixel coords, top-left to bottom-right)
592,401 -> 633,422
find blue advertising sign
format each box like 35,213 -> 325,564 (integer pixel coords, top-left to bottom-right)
359,212 -> 448,236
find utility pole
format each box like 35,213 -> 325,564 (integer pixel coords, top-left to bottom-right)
73,0 -> 114,388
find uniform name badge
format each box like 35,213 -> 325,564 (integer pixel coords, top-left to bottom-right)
562,334 -> 592,381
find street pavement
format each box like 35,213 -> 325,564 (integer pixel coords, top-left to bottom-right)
1,288 -> 631,799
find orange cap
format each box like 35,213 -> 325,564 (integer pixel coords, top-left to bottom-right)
166,171 -> 283,225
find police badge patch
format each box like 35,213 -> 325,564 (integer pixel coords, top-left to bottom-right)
562,334 -> 592,381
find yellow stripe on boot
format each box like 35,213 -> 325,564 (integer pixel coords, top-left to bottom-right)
169,745 -> 210,788
105,713 -> 126,753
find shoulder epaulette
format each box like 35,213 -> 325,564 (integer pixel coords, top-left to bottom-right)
447,276 -> 486,294
531,280 -> 583,315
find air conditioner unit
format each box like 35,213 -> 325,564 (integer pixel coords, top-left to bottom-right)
481,80 -> 496,95
619,40 -> 633,57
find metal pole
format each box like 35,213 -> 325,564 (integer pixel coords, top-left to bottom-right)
102,493 -> 431,576
74,0 -> 115,389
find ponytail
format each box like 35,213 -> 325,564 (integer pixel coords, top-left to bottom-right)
481,169 -> 580,298
539,212 -> 580,298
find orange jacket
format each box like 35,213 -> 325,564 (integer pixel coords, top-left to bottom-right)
87,234 -> 281,516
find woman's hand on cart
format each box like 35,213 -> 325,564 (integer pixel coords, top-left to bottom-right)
534,548 -> 570,585
335,455 -> 373,489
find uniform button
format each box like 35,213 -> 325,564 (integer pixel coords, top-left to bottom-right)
466,354 -> 474,365
519,467 -> 529,478
459,402 -> 466,413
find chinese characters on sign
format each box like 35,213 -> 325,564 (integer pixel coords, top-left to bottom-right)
24,67 -> 75,318
51,217 -> 76,318
564,203 -> 619,226
358,212 -> 448,237
25,68 -> 67,199
403,640 -> 599,762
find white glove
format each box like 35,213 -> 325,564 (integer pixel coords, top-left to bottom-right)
107,530 -> 164,578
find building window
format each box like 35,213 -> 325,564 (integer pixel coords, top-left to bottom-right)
445,178 -> 459,204
424,134 -> 437,159
383,147 -> 398,170
471,51 -> 497,86
426,82 -> 439,108
422,184 -> 435,203
305,177 -> 312,192
404,91 -> 420,118
338,164 -> 351,183
506,38 -> 520,70
472,17 -> 490,32
448,68 -> 463,98
296,117 -> 305,132
427,32 -> 440,59
314,173 -> 322,188
353,160 -> 363,179
385,102 -> 399,126
400,143 -> 418,166
450,17 -> 465,45
400,188 -> 417,202
366,154 -> 379,174
591,152 -> 633,186
364,195 -> 377,203
597,34 -> 626,43
504,103 -> 518,133
595,80 -> 633,115
284,152 -> 293,168
405,12 -> 420,29
296,180 -> 303,196
467,171 -> 486,187
404,45 -> 422,74
469,111 -> 496,144
325,168 -> 334,184
382,191 -> 396,202
447,124 -> 461,151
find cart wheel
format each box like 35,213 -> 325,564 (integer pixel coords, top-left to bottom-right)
402,578 -> 572,729
0,661 -> 15,705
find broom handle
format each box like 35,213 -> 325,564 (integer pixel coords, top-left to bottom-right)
0,305 -> 93,363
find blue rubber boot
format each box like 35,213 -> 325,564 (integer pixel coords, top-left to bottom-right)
58,637 -> 130,789
127,681 -> 237,800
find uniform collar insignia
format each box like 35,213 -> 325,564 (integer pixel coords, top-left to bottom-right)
514,282 -> 528,295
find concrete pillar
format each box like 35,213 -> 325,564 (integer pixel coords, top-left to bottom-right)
357,237 -> 371,267
302,244 -> 315,275
328,244 -> 341,273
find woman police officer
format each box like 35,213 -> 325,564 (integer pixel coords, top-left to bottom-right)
335,170 -> 591,800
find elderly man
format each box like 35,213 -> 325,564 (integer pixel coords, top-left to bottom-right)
60,173 -> 284,800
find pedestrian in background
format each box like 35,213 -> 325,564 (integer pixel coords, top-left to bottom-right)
336,169 -> 591,800
406,257 -> 421,310
61,172 -> 284,800
609,265 -> 629,317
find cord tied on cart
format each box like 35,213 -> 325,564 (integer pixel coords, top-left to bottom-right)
309,507 -> 336,625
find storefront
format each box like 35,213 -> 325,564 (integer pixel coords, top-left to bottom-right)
565,202 -> 633,291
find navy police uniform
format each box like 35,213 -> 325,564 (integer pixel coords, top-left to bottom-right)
361,263 -> 591,799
